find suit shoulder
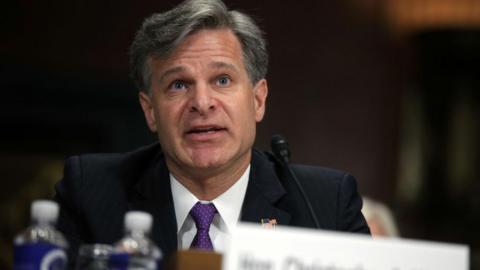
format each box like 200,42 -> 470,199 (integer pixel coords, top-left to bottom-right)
60,143 -> 162,194
290,164 -> 361,203
72,143 -> 161,168
69,143 -> 160,173
291,164 -> 368,233
290,164 -> 351,186
288,164 -> 355,213
251,149 -> 352,188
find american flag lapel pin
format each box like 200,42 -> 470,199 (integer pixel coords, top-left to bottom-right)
261,218 -> 277,229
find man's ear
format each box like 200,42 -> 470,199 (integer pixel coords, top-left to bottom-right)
138,91 -> 157,132
253,79 -> 268,122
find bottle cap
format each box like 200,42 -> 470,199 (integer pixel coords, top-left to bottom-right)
124,211 -> 153,233
31,200 -> 59,224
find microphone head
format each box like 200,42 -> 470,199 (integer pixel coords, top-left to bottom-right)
271,134 -> 291,163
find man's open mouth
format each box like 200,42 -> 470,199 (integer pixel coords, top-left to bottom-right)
186,127 -> 227,134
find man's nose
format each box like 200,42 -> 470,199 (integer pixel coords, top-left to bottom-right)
189,82 -> 217,115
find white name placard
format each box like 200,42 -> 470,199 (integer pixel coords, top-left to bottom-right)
223,223 -> 469,270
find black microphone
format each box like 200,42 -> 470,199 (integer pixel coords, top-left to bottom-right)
271,134 -> 321,229
271,134 -> 291,163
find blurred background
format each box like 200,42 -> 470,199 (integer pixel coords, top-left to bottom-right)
1,0 -> 479,268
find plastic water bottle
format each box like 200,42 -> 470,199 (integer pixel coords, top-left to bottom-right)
109,211 -> 162,270
13,200 -> 68,270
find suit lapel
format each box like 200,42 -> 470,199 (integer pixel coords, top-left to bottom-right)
125,148 -> 290,255
241,150 -> 291,225
128,154 -> 178,257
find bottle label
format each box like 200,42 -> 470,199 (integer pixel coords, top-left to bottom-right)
13,243 -> 67,270
109,253 -> 159,270
108,253 -> 129,270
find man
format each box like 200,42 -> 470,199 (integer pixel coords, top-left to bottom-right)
55,0 -> 370,262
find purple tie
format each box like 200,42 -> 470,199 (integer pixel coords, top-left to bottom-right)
189,202 -> 218,250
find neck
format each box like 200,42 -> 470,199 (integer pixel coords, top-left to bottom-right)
166,153 -> 251,201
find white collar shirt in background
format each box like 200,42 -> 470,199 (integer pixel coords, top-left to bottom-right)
170,165 -> 250,253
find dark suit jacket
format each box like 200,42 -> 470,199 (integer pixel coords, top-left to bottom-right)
54,143 -> 370,261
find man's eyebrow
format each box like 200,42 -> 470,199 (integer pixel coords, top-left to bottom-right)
208,61 -> 239,73
157,66 -> 185,84
157,62 -> 238,83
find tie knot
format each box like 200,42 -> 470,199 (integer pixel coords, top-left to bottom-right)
190,202 -> 217,230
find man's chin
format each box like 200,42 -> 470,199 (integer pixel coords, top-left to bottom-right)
185,147 -> 239,171
188,154 -> 226,170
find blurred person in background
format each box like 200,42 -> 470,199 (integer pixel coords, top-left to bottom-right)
362,197 -> 399,238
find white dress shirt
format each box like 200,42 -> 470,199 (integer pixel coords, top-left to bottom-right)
170,165 -> 250,253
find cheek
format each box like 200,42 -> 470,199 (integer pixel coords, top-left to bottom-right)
242,94 -> 258,120
226,95 -> 257,130
229,89 -> 256,110
155,102 -> 184,134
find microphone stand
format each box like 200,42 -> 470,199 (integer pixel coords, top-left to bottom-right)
271,134 -> 321,229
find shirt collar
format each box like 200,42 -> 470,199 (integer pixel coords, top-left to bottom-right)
170,165 -> 250,233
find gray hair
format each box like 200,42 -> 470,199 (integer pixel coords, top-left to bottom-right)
130,0 -> 268,93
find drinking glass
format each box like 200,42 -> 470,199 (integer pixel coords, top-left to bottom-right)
75,244 -> 112,270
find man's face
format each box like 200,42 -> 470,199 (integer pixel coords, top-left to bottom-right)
139,28 -> 268,178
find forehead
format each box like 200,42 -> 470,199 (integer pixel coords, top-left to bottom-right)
151,28 -> 247,73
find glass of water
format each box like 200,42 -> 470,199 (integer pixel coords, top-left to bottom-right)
75,244 -> 112,270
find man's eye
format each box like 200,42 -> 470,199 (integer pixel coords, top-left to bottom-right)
169,80 -> 188,90
216,76 -> 231,87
